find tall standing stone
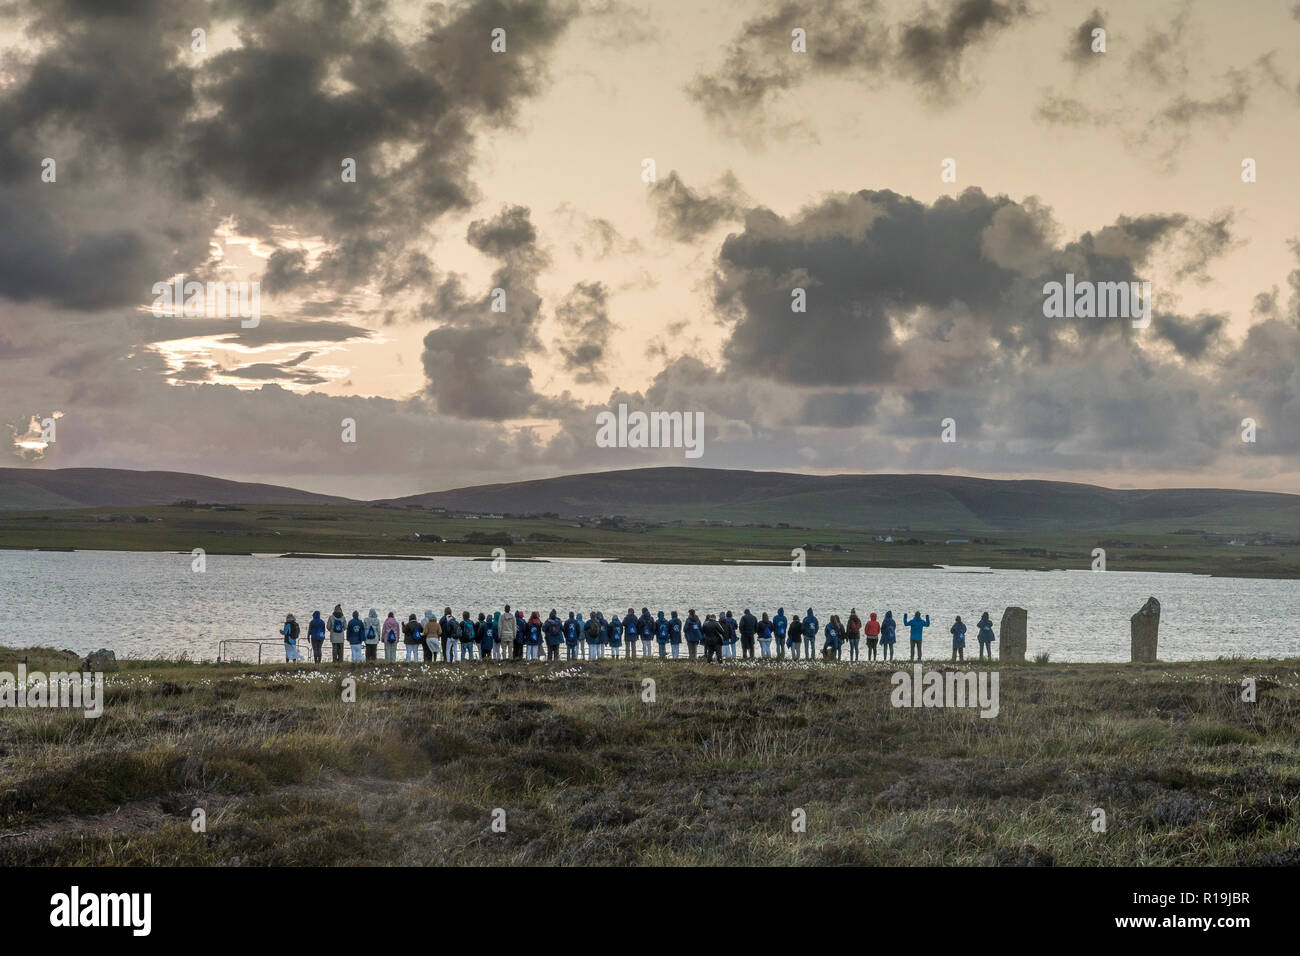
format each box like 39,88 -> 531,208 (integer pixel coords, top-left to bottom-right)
1000,606 -> 1027,662
1131,597 -> 1160,662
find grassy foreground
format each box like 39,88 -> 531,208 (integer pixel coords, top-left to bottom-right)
1,647 -> 1297,866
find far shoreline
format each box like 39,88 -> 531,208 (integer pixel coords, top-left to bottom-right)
4,543 -> 1295,581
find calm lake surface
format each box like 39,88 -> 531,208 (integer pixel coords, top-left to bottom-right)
4,549 -> 1295,663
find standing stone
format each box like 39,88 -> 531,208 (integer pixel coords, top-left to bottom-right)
999,607 -> 1027,662
84,648 -> 119,672
1131,597 -> 1160,662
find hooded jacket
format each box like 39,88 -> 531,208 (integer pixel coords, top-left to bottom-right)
329,608 -> 347,642
381,614 -> 401,643
345,612 -> 366,645
684,614 -> 703,642
622,611 -> 639,636
308,611 -> 326,639
880,611 -> 896,643
655,611 -> 670,641
701,617 -> 725,643
563,613 -> 579,643
950,619 -> 966,646
544,612 -> 563,646
605,616 -> 623,643
865,613 -> 881,638
526,614 -> 543,645
904,613 -> 930,640
802,610 -> 819,638
364,609 -> 382,644
498,612 -> 517,644
638,609 -> 654,637
402,615 -> 422,644
977,615 -> 996,642
773,609 -> 788,637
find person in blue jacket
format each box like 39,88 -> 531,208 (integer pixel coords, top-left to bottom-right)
638,608 -> 654,657
307,610 -> 326,663
822,615 -> 842,661
606,613 -> 623,657
904,611 -> 930,660
772,608 -> 788,660
345,610 -> 366,663
525,612 -> 543,661
479,613 -> 496,660
622,609 -> 639,659
684,610 -> 703,660
460,610 -> 477,661
879,611 -> 897,660
976,612 -> 996,659
654,611 -> 670,658
787,613 -> 803,660
583,611 -> 603,658
801,609 -> 819,661
574,613 -> 586,659
544,610 -> 564,661
667,611 -> 683,659
950,615 -> 967,661
563,612 -> 580,660
600,613 -> 616,658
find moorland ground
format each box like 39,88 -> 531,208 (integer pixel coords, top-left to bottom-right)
1,646 -> 1297,865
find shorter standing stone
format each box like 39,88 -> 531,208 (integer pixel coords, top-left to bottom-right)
1131,597 -> 1160,662
84,648 -> 119,672
1000,607 -> 1027,662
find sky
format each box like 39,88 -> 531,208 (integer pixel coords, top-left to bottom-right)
1,0 -> 1299,499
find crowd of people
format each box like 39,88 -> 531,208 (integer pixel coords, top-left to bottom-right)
277,605 -> 999,664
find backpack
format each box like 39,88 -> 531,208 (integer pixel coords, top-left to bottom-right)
331,616 -> 344,633
366,625 -> 376,641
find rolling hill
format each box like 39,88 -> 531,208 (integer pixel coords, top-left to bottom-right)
382,467 -> 1300,533
0,468 -> 351,510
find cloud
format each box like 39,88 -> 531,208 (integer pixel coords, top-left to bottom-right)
554,281 -> 615,382
1066,8 -> 1106,66
687,0 -> 1026,138
648,170 -> 748,242
420,204 -> 548,419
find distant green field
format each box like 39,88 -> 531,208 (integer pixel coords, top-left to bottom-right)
1,502 -> 1298,577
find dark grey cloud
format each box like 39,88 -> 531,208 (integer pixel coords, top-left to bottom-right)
1152,312 -> 1225,360
895,0 -> 1028,91
688,0 -> 1025,135
648,170 -> 747,242
420,205 -> 547,419
1066,8 -> 1106,66
0,0 -> 579,322
554,281 -> 614,383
